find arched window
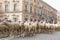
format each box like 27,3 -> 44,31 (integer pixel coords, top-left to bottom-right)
34,6 -> 36,14
39,7 -> 42,15
30,6 -> 32,13
5,3 -> 9,12
25,5 -> 27,12
14,3 -> 18,12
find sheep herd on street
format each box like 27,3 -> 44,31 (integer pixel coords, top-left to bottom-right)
0,21 -> 60,38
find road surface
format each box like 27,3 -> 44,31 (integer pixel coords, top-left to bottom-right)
0,31 -> 60,40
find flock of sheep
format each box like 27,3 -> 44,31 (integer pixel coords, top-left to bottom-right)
0,21 -> 60,38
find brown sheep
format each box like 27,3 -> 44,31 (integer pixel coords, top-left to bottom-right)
0,25 -> 9,38
37,22 -> 42,33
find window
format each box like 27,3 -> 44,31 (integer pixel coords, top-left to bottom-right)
5,3 -> 9,12
30,6 -> 32,13
39,7 -> 42,16
14,3 -> 18,12
39,7 -> 41,14
34,6 -> 36,14
25,5 -> 27,12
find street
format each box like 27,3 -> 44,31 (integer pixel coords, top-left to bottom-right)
0,31 -> 60,40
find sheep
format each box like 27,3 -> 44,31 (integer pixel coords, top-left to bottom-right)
49,24 -> 55,33
0,25 -> 9,38
28,21 -> 36,36
1,22 -> 19,37
55,24 -> 60,31
37,22 -> 43,33
19,22 -> 25,36
38,22 -> 46,33
21,21 -> 37,37
44,23 -> 55,33
12,24 -> 21,35
21,21 -> 29,37
1,22 -> 14,37
1,22 -> 24,37
0,21 -> 59,38
45,23 -> 51,33
31,21 -> 38,34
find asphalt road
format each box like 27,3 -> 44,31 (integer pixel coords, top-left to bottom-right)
0,31 -> 60,40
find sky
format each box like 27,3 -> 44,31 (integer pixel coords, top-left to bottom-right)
43,0 -> 60,11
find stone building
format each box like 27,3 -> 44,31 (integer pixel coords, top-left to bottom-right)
0,0 -> 5,22
40,1 -> 57,24
57,16 -> 60,24
0,0 -> 57,24
57,12 -> 60,24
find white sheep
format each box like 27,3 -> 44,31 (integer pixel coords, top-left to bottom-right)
55,24 -> 60,31
21,21 -> 29,37
31,21 -> 38,33
27,22 -> 35,36
37,22 -> 42,33
45,23 -> 55,33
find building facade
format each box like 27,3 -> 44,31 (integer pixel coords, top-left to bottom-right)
40,1 -> 57,24
57,16 -> 60,24
57,12 -> 60,24
0,0 -> 57,24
